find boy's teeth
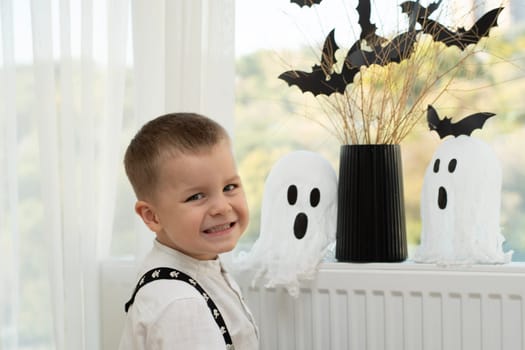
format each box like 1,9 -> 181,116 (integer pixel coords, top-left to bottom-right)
205,223 -> 231,233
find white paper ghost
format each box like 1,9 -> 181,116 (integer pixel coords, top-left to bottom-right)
413,135 -> 512,264
237,150 -> 338,297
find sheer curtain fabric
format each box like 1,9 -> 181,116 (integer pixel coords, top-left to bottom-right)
0,0 -> 235,349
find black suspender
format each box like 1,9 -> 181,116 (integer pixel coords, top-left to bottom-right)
125,267 -> 234,349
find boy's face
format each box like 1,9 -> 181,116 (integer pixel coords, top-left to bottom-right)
137,139 -> 249,260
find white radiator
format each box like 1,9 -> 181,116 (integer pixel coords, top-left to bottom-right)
234,263 -> 525,350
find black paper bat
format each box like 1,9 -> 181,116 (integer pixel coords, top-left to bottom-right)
279,0 -> 432,96
348,30 -> 419,68
356,0 -> 386,46
278,29 -> 350,95
400,0 -> 442,30
347,0 -> 419,70
326,40 -> 362,91
400,0 -> 442,20
427,105 -> 495,139
291,0 -> 323,8
420,7 -> 504,50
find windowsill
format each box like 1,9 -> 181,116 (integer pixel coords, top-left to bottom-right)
101,255 -> 525,275
318,260 -> 525,274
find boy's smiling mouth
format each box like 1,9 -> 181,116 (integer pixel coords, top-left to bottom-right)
203,222 -> 235,234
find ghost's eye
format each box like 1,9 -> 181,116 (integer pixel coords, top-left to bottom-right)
287,185 -> 298,205
310,188 -> 320,207
448,159 -> 457,173
433,159 -> 440,173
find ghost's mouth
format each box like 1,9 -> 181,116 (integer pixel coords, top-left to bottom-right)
438,186 -> 447,210
204,223 -> 234,234
293,213 -> 308,239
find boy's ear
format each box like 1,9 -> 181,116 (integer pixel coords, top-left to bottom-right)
135,200 -> 162,233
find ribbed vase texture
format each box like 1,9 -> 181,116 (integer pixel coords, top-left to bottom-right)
336,144 -> 407,262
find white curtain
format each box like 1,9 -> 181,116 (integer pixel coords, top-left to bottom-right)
131,0 -> 235,261
0,0 -> 235,349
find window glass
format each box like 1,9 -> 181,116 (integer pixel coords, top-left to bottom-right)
234,0 -> 525,259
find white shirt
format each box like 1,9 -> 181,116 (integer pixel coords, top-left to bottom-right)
118,240 -> 259,350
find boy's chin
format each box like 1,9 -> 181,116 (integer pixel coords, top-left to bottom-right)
216,240 -> 239,254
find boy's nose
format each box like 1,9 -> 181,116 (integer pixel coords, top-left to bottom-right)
209,195 -> 232,215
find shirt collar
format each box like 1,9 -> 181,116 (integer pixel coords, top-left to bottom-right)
152,239 -> 223,276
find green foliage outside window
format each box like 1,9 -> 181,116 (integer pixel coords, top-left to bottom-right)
234,29 -> 525,259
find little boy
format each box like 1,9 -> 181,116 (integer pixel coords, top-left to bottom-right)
118,113 -> 259,349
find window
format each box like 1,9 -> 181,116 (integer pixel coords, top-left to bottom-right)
233,0 -> 525,259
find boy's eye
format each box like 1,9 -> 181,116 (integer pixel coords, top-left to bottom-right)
224,184 -> 238,192
185,193 -> 204,202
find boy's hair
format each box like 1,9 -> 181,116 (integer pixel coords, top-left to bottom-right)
124,112 -> 229,200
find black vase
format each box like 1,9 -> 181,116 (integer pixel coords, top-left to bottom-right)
336,144 -> 407,262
